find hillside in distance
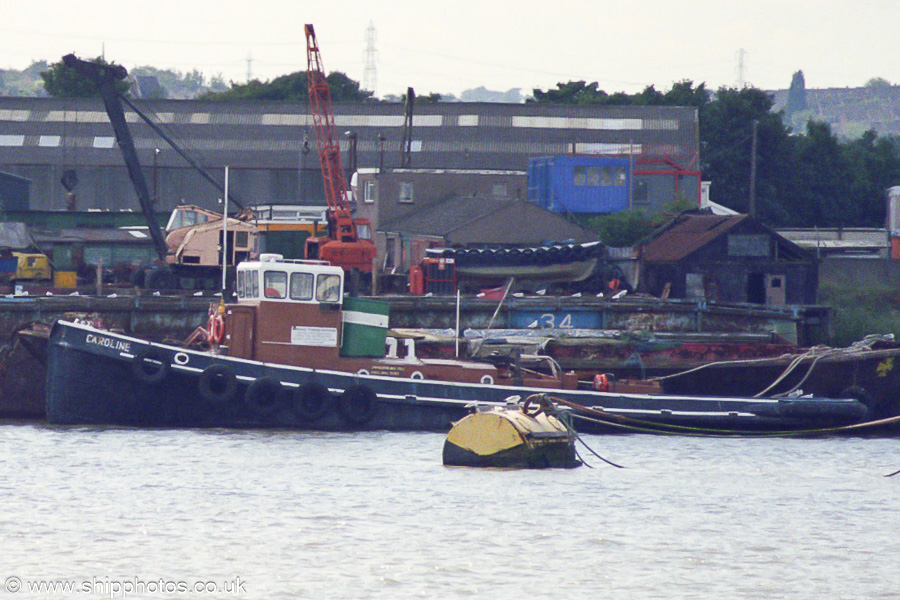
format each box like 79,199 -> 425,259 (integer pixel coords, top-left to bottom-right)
771,84 -> 900,138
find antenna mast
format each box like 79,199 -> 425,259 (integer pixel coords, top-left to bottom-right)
363,21 -> 378,94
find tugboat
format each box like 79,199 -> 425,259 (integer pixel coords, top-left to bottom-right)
45,255 -> 869,432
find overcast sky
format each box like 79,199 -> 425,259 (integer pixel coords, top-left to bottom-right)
3,0 -> 898,98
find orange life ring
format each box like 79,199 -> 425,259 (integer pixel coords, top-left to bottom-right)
208,313 -> 225,344
593,373 -> 610,392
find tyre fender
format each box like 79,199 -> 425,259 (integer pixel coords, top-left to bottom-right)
131,348 -> 170,385
292,382 -> 333,421
338,385 -> 378,426
244,376 -> 284,415
198,364 -> 238,403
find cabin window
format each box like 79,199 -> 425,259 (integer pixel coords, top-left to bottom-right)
235,231 -> 249,249
601,166 -> 613,186
237,270 -> 246,298
364,180 -> 376,203
573,166 -> 586,186
614,166 -> 627,186
574,166 -> 599,186
290,272 -> 314,301
316,274 -> 342,303
264,271 -> 288,299
169,209 -> 210,230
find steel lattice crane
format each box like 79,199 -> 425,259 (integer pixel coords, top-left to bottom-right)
303,24 -> 376,290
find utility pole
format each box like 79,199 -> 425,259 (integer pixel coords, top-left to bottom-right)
749,119 -> 758,216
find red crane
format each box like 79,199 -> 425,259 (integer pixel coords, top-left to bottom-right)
304,24 -> 376,287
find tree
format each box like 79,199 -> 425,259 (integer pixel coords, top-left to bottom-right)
132,66 -> 216,99
842,130 -> 900,226
793,120 -> 853,226
529,79 -> 710,108
785,70 -> 807,116
584,210 -> 662,247
417,92 -> 443,103
41,57 -> 131,98
664,80 -> 710,108
200,71 -> 373,102
865,77 -> 892,88
529,80 -> 608,105
699,87 -> 795,221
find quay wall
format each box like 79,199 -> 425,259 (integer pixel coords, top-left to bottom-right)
0,294 -> 828,346
0,295 -> 214,342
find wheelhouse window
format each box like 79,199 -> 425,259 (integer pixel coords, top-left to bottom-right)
238,269 -> 260,298
237,270 -> 246,298
290,272 -> 314,301
264,270 -> 288,299
235,230 -> 249,249
316,274 -> 342,303
364,180 -> 376,203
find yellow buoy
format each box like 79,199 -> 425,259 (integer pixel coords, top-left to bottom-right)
443,394 -> 581,469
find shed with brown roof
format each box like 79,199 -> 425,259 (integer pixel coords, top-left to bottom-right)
638,212 -> 817,305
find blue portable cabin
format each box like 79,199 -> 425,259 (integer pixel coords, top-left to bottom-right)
528,156 -> 630,214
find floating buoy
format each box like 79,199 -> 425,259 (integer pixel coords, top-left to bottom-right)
442,394 -> 581,469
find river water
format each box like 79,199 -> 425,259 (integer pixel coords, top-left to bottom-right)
1,423 -> 899,599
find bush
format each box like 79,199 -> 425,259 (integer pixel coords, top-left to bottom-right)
818,282 -> 900,347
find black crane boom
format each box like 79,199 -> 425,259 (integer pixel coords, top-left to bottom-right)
62,54 -> 169,261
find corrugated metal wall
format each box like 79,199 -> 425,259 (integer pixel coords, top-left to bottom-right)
0,98 -> 699,213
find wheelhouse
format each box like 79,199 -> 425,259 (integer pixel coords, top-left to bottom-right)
235,254 -> 344,304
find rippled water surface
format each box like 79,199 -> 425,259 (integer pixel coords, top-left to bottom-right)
2,423 -> 899,599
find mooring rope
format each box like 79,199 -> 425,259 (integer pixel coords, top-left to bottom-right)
649,335 -> 893,399
552,405 -> 624,469
572,429 -> 626,468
